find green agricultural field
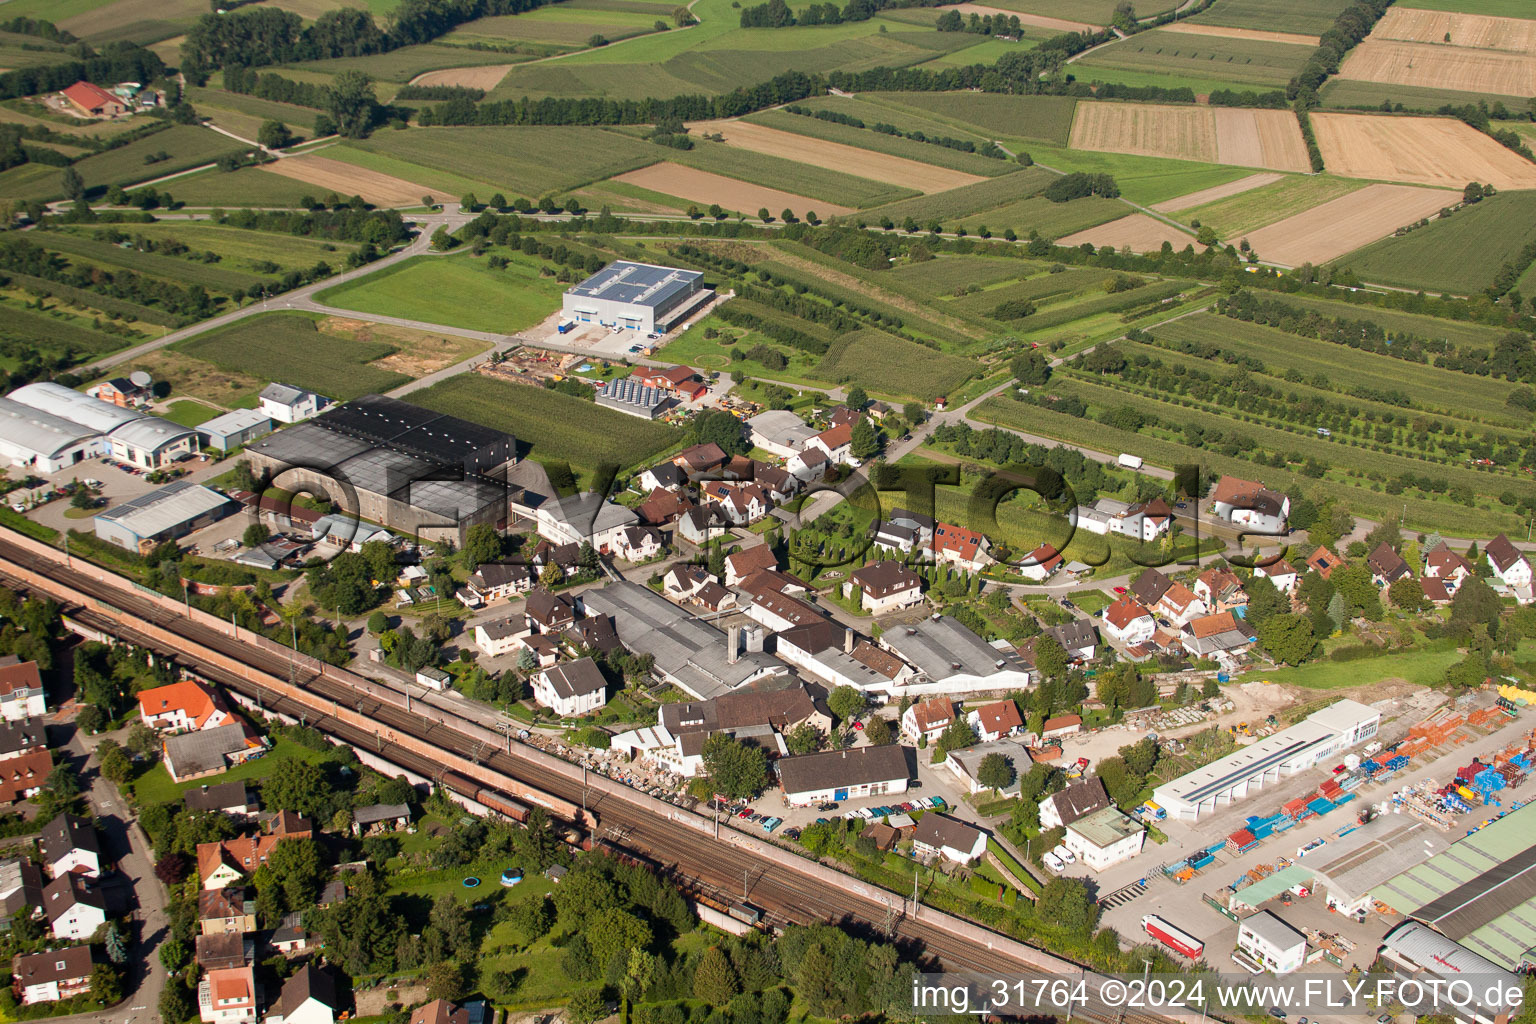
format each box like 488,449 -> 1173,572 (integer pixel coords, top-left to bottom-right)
1073,30 -> 1315,90
341,126 -> 660,201
859,166 -> 1057,224
162,400 -> 221,427
816,329 -> 978,400
445,5 -> 667,48
948,267 -> 1119,315
1024,279 -> 1190,332
794,95 -> 994,148
1026,144 -> 1254,207
1319,78 -> 1530,113
755,253 -> 976,347
669,138 -> 916,209
162,166 -> 321,208
178,313 -> 408,401
972,0 -> 1170,21
1333,192 -> 1536,295
24,0 -> 210,43
1,125 -> 249,202
1271,294 -> 1509,350
0,303 -> 136,359
316,253 -> 564,334
279,43 -> 522,83
1149,313 -> 1530,427
745,110 -> 1021,177
1171,174 -> 1367,236
922,37 -> 1047,66
661,315 -> 828,380
850,93 -> 1081,147
406,374 -> 683,475
55,223 -> 357,277
951,195 -> 1127,238
0,37 -> 75,69
36,232 -> 266,295
886,255 -> 1037,295
1189,0 -> 1352,35
187,86 -> 320,141
1371,0 -> 1535,15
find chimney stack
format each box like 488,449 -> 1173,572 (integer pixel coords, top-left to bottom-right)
844,627 -> 855,654
727,624 -> 740,665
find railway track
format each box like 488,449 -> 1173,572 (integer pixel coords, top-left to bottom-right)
0,530 -> 1188,1024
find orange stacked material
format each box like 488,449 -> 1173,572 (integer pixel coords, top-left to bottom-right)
1410,709 -> 1465,747
1468,707 -> 1503,727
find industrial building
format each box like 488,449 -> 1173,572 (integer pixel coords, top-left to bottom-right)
1233,910 -> 1306,975
196,410 -> 273,452
93,481 -> 234,553
875,615 -> 1035,696
1376,801 -> 1536,972
239,395 -> 516,544
1379,922 -> 1521,1024
0,383 -> 198,472
1151,699 -> 1380,821
594,378 -> 667,419
1303,816 -> 1452,916
562,261 -> 710,334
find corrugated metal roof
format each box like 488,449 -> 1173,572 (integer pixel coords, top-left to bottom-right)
0,397 -> 98,457
96,481 -> 232,540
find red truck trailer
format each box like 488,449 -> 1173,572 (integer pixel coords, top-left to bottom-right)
1142,915 -> 1204,959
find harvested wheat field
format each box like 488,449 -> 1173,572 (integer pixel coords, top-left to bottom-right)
1370,8 -> 1536,54
612,163 -> 853,218
1338,39 -> 1536,98
1152,172 -> 1285,212
1059,214 -> 1197,252
1069,103 -> 1310,172
1234,182 -> 1454,266
686,120 -> 985,193
259,155 -> 430,206
1311,113 -> 1536,190
1158,22 -> 1318,46
410,64 -> 517,89
945,5 -> 1099,32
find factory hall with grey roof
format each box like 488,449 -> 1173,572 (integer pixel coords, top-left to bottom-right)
562,262 -> 711,334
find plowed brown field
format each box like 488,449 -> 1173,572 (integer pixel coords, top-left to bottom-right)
1233,182 -> 1454,265
410,64 -> 517,89
1159,22 -> 1318,46
686,120 -> 985,193
259,155 -> 430,206
1370,8 -> 1536,53
1338,39 -> 1536,98
1058,214 -> 1197,252
1311,113 -> 1536,190
612,163 -> 853,218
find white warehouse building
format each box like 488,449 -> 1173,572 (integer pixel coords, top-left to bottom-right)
0,382 -> 199,473
1152,699 -> 1380,821
562,261 -> 710,334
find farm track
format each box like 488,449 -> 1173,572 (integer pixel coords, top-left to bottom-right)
0,528 -> 1189,1024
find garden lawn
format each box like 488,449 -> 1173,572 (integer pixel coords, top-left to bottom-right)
162,400 -> 221,427
317,254 -> 564,334
130,737 -> 348,806
1235,643 -> 1468,689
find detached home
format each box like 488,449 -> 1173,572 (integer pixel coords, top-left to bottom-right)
932,522 -> 990,573
38,814 -> 100,879
1210,476 -> 1289,534
911,813 -> 987,865
532,658 -> 608,717
845,560 -> 923,615
901,697 -> 955,744
1423,543 -> 1474,591
806,422 -> 855,465
968,699 -> 1023,742
1102,597 -> 1155,646
42,874 -> 105,940
0,659 -> 46,722
199,965 -> 257,1024
1063,806 -> 1144,871
1255,558 -> 1298,595
1039,778 -> 1110,830
1368,543 -> 1413,587
266,965 -> 338,1024
1487,534 -> 1533,601
258,383 -> 322,424
138,680 -> 231,733
12,945 -> 94,1005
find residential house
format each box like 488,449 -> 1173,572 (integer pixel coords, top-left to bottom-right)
737,568 -> 809,600
12,946 -> 94,1005
266,965 -> 338,1024
1043,618 -> 1098,661
565,613 -> 623,656
1016,544 -> 1063,583
636,487 -> 691,526
873,508 -> 935,555
932,522 -> 990,573
1063,806 -> 1144,871
806,422 -> 854,465
195,933 -> 250,971
753,463 -> 798,503
1102,597 -> 1155,646
1487,534 -> 1533,602
786,446 -> 829,483
0,750 -> 50,802
1071,497 -> 1172,541
652,685 -> 828,777
638,462 -> 687,493
1182,611 -> 1257,659
1306,546 -> 1346,578
1194,568 -> 1247,612
184,782 -> 257,819
0,719 -> 46,763
474,617 -> 527,658
351,803 -> 411,836
777,744 -> 910,806
530,539 -> 581,581
1234,911 -> 1307,975
825,405 -> 861,428
164,723 -> 264,784
695,581 -> 735,613
1255,558 -> 1299,595
0,858 -> 43,920
945,738 -> 1032,796
1210,476 -> 1289,534
1154,582 -> 1206,627
700,481 -> 768,526
848,640 -> 916,690
725,545 -> 778,586
409,999 -> 471,1024
901,698 -> 955,744
525,589 -> 577,633
42,874 -> 105,940
632,365 -> 706,401
1423,543 -> 1474,592
0,659 -> 46,722
774,619 -> 897,693
199,965 -> 257,1024
258,383 -> 322,424
86,376 -> 147,407
911,814 -> 987,865
664,564 -> 713,600
532,658 -> 608,717
968,699 -> 1023,743
197,814 -> 314,890
845,561 -> 924,615
1368,543 -> 1413,587
464,563 -> 535,604
199,887 -> 256,936
137,680 -> 231,733
530,491 -> 638,553
1039,778 -> 1110,830
672,442 -> 729,478
1420,577 -> 1455,605
747,410 -> 817,458
746,590 -> 823,632
677,504 -> 729,546
38,814 -> 100,879
616,526 -> 663,562
1041,714 -> 1082,741
270,914 -> 308,957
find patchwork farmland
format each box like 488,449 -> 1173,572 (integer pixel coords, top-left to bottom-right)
1232,182 -> 1456,266
1310,112 -> 1536,189
1069,102 -> 1311,172
612,163 -> 853,218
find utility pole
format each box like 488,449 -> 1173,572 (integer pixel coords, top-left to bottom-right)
182,579 -> 190,617
742,867 -> 749,900
910,869 -> 919,920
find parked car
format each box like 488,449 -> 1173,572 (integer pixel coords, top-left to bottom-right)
737,807 -> 754,818
1042,852 -> 1065,872
817,801 -> 838,811
1268,1010 -> 1286,1020
1052,844 -> 1076,865
1332,764 -> 1346,774
762,817 -> 782,832
1113,586 -> 1128,594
